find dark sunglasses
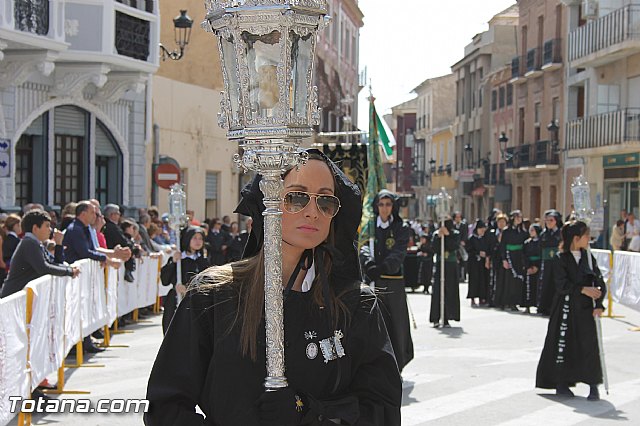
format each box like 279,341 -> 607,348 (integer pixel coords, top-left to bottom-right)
283,191 -> 340,218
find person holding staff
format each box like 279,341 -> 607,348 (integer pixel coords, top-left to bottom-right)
429,219 -> 461,327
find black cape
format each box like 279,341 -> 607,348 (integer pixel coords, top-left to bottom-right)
429,230 -> 461,323
466,234 -> 489,300
536,250 -> 606,389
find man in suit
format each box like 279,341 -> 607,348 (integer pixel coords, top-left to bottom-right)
102,204 -> 137,282
1,209 -> 80,298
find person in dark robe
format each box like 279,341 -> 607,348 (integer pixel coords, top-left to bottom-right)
486,213 -> 508,307
467,219 -> 489,306
226,221 -> 245,262
429,219 -> 461,327
538,209 -> 563,315
536,220 -> 606,401
145,150 -> 401,425
522,224 -> 542,313
160,226 -> 210,333
206,218 -> 230,266
417,234 -> 435,295
496,210 -> 527,311
360,189 -> 414,372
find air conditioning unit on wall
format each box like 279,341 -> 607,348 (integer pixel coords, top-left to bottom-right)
582,0 -> 599,19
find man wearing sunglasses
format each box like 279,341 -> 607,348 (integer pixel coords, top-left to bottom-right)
360,189 -> 414,372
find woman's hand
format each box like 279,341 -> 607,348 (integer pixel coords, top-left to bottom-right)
593,308 -> 604,317
257,388 -> 303,426
582,286 -> 602,300
485,258 -> 491,270
503,260 -> 511,270
440,226 -> 450,236
479,251 -> 486,258
172,251 -> 181,263
176,283 -> 187,296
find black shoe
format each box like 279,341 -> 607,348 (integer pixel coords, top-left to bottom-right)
84,343 -> 106,353
32,389 -> 52,401
432,322 -> 441,328
587,385 -> 600,401
510,305 -> 520,312
124,270 -> 135,282
92,329 -> 104,339
443,321 -> 451,328
556,384 -> 575,397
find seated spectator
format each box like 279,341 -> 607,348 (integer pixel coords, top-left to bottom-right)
2,214 -> 22,271
0,210 -> 80,298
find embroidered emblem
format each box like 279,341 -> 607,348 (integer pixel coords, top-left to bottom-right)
295,394 -> 304,412
550,250 -> 555,257
385,238 -> 395,249
306,343 -> 318,360
319,330 -> 346,363
333,330 -> 345,358
304,331 -> 317,341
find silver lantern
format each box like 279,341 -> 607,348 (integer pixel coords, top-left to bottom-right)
435,187 -> 452,221
203,0 -> 329,390
168,183 -> 188,304
570,175 -> 594,224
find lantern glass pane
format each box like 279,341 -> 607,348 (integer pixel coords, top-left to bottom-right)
290,31 -> 313,119
243,30 -> 281,119
220,33 -> 241,127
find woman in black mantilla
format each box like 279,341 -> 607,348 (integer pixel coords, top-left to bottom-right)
466,219 -> 489,307
160,226 -> 210,333
485,213 -> 508,307
522,224 -> 542,313
429,219 -> 461,327
145,150 -> 401,425
496,210 -> 527,311
360,189 -> 414,372
536,221 -> 605,401
537,210 -> 563,315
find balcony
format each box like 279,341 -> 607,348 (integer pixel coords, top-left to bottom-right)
483,163 -> 506,185
568,5 -> 640,68
525,47 -> 543,78
0,0 -> 66,50
510,55 -> 527,85
505,142 -> 559,171
566,108 -> 640,151
542,39 -> 562,71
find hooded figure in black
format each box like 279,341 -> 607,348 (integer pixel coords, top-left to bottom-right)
536,221 -> 606,401
360,189 -> 414,372
466,219 -> 489,305
522,224 -> 542,311
145,150 -> 401,426
160,226 -> 210,333
496,210 -> 527,310
429,219 -> 461,326
538,209 -> 563,315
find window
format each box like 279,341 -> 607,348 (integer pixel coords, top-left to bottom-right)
507,84 -> 513,106
15,136 -> 34,207
534,102 -> 541,124
552,97 -> 560,121
54,135 -> 83,206
499,86 -> 505,109
95,156 -> 110,205
205,172 -> 219,219
597,84 -> 620,114
491,90 -> 497,111
351,33 -> 357,65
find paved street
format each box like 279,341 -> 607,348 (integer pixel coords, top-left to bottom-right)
10,283 -> 640,425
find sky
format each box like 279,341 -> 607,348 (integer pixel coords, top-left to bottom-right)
356,0 -> 517,128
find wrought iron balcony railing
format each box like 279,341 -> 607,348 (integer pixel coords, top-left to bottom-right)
115,11 -> 151,61
505,141 -> 559,169
566,108 -> 640,150
568,5 -> 640,63
14,0 -> 49,36
526,47 -> 542,73
483,163 -> 506,185
543,39 -> 562,66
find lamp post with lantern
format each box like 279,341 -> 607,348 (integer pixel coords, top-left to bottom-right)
159,10 -> 194,61
203,0 -> 330,390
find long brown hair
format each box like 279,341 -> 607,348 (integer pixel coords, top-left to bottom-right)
193,158 -> 350,361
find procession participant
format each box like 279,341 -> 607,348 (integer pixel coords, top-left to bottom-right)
466,219 -> 489,307
522,224 -> 542,313
537,209 -> 563,315
429,219 -> 461,327
145,150 -> 401,425
361,189 -> 414,372
452,212 -> 468,281
496,210 -> 527,311
159,226 -> 210,334
485,213 -> 508,307
536,221 -> 606,401
417,233 -> 435,295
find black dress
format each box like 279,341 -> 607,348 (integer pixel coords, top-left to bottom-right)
207,231 -> 229,266
429,230 -> 461,323
466,234 -> 489,300
496,226 -> 527,307
536,250 -> 606,389
485,228 -> 503,307
537,227 -> 562,314
160,254 -> 211,333
417,241 -> 435,293
522,237 -> 541,308
145,284 -> 402,425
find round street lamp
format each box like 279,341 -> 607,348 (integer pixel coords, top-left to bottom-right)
429,158 -> 436,174
160,10 -> 194,61
464,143 -> 473,169
498,131 -> 513,161
203,0 -> 329,390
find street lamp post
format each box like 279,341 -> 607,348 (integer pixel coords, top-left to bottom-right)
159,10 -> 194,61
203,0 -> 329,390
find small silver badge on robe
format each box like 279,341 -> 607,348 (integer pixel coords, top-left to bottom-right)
306,343 -> 318,359
319,330 -> 346,364
333,330 -> 345,358
304,331 -> 317,340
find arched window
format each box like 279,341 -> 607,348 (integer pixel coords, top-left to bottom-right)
54,106 -> 88,206
95,121 -> 123,205
15,114 -> 48,206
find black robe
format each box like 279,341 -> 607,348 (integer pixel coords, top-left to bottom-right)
536,250 -> 606,389
417,241 -> 435,292
429,230 -> 461,323
145,285 -> 402,425
466,234 -> 489,300
522,238 -> 541,308
537,227 -> 562,314
207,231 -> 230,266
496,226 -> 527,307
485,228 -> 504,307
160,255 -> 211,333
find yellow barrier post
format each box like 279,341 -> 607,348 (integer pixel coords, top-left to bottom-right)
22,288 -> 34,426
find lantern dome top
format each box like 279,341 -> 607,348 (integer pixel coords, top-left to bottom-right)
205,0 -> 328,18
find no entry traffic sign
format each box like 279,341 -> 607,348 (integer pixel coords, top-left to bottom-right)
154,163 -> 181,189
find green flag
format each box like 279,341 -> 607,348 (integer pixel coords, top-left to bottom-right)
358,98 -> 389,248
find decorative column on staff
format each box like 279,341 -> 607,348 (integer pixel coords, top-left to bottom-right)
203,0 -> 329,390
570,175 -> 609,394
435,187 -> 452,327
168,183 -> 187,304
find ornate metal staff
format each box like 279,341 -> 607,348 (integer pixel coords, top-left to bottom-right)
571,175 -> 609,394
203,0 -> 329,390
168,183 -> 187,305
435,187 -> 452,328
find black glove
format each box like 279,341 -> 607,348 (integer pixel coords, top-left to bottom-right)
257,388 -> 304,426
365,264 -> 381,282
